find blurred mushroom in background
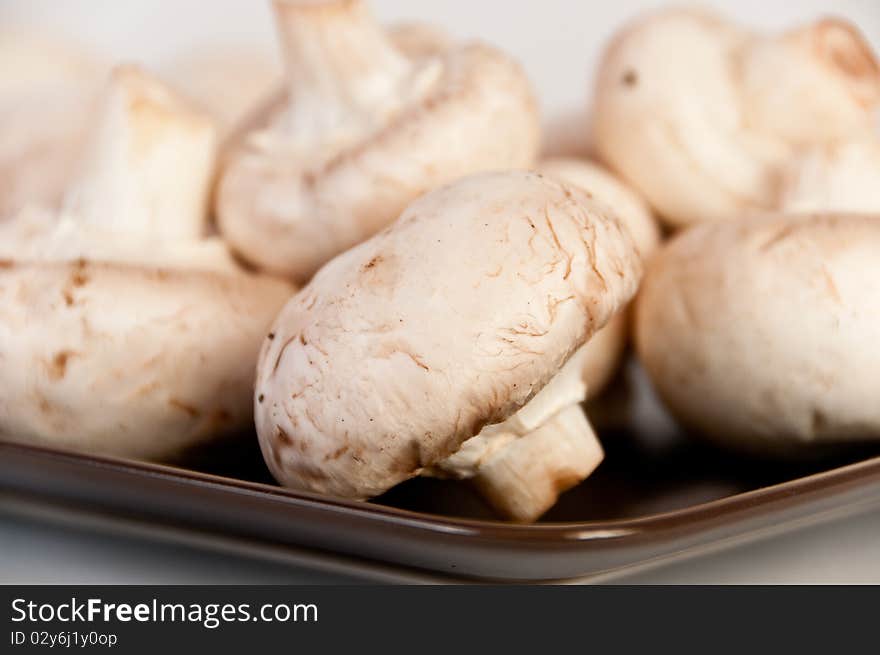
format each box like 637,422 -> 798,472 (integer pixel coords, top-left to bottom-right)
636,213 -> 880,455
0,65 -> 292,461
592,8 -> 880,229
217,0 -> 540,283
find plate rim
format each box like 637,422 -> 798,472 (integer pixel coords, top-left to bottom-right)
3,439 -> 880,546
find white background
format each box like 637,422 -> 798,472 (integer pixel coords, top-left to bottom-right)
2,0 -> 879,583
3,0 -> 879,118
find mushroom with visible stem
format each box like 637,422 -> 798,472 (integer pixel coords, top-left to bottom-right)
256,171 -> 642,520
427,158 -> 660,521
0,65 -> 292,461
636,213 -> 880,453
0,28 -> 106,218
217,0 -> 540,283
592,8 -> 880,229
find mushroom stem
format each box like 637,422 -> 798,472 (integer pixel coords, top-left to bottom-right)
62,65 -> 217,241
473,405 -> 603,523
272,0 -> 428,147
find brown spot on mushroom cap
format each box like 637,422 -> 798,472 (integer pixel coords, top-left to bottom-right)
71,269 -> 89,288
275,426 -> 294,446
622,69 -> 638,86
48,350 -> 77,381
168,398 -> 200,418
325,444 -> 350,461
363,254 -> 383,270
59,260 -> 92,307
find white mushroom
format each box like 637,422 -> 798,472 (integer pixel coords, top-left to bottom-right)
217,0 -> 540,282
0,28 -> 106,218
781,139 -> 880,213
432,158 -> 659,521
0,65 -> 292,460
635,213 -> 880,453
593,9 -> 880,228
256,171 -> 641,509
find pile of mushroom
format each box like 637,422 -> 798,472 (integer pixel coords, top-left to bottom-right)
0,65 -> 291,460
216,0 -> 540,283
4,0 -> 880,523
256,171 -> 642,521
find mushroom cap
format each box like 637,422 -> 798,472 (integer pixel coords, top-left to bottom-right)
218,41 -> 540,282
539,157 -> 660,262
539,157 -> 660,397
0,260 -> 292,460
636,213 -> 880,451
0,29 -> 105,218
256,171 -> 642,498
592,8 -> 880,228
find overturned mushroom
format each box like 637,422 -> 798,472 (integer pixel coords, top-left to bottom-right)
0,28 -> 106,218
0,65 -> 292,460
217,0 -> 540,282
636,213 -> 880,453
256,171 -> 641,517
593,8 -> 880,228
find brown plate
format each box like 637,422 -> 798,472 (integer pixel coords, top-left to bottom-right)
2,395 -> 880,581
